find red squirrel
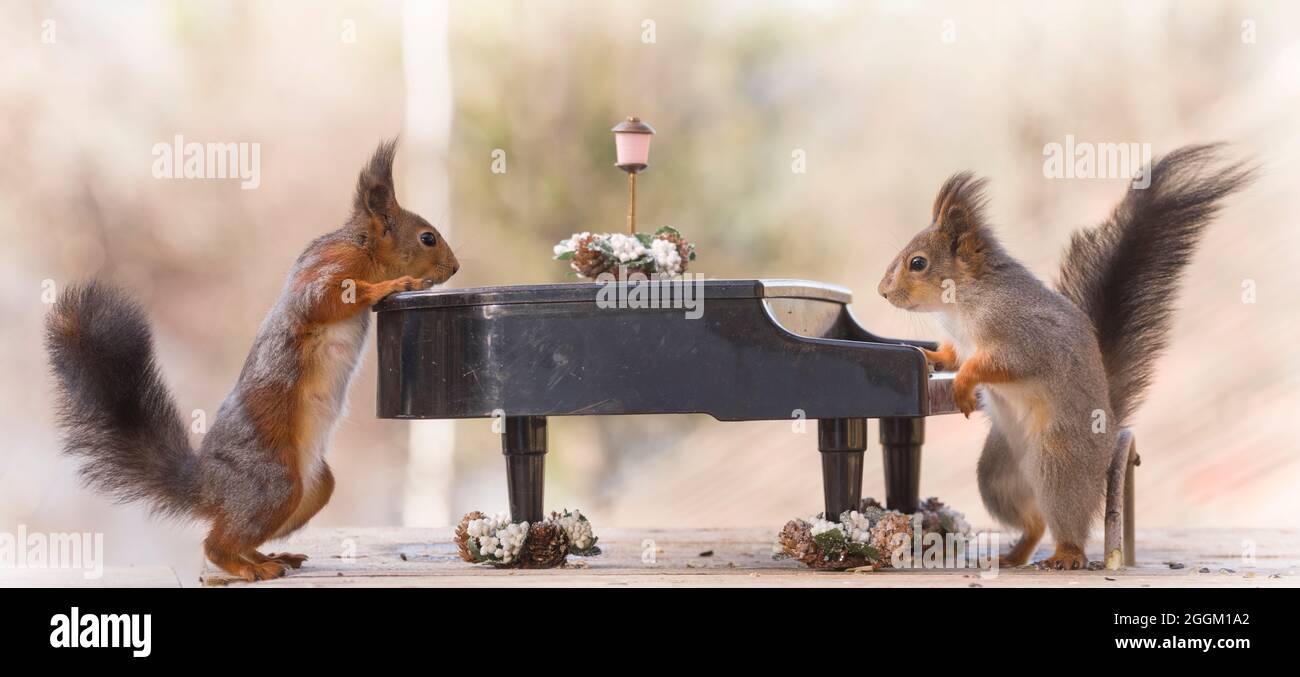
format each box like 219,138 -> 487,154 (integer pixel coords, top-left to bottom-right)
878,145 -> 1252,568
45,140 -> 458,581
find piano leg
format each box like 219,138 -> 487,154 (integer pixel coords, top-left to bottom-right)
880,417 -> 924,513
502,416 -> 547,523
817,418 -> 867,519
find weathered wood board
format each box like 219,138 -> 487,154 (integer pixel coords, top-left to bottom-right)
197,527 -> 1300,588
1,566 -> 182,588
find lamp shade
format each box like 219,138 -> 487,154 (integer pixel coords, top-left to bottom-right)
612,117 -> 655,170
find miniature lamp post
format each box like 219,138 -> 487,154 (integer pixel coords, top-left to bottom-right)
612,116 -> 655,234
553,116 -> 691,278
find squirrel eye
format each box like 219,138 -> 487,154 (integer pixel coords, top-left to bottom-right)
419,232 -> 437,247
909,255 -> 928,272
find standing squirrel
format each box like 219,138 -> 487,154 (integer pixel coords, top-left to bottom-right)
44,140 -> 459,581
878,145 -> 1252,569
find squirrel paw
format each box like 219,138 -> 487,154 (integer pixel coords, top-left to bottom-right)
237,560 -> 291,582
954,384 -> 979,418
395,276 -> 427,292
997,553 -> 1031,568
1036,544 -> 1087,571
266,552 -> 308,569
921,343 -> 957,371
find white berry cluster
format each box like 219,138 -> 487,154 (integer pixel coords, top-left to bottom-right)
606,233 -> 648,263
552,232 -> 591,258
464,512 -> 529,565
839,510 -> 874,544
808,515 -> 840,538
649,238 -> 682,273
552,509 -> 597,553
809,510 -> 875,545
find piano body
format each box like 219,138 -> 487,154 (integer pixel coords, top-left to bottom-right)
374,279 -> 958,523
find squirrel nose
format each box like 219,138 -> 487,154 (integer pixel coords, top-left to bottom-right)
451,263 -> 460,274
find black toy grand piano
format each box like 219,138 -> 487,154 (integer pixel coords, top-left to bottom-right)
374,279 -> 959,524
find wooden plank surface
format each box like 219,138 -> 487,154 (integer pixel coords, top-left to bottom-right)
1,566 -> 181,588
199,527 -> 1300,588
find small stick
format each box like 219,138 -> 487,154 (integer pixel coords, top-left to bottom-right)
1103,429 -> 1134,570
1124,440 -> 1139,567
627,172 -> 637,234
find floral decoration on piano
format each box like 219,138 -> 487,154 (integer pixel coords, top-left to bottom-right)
554,226 -> 696,279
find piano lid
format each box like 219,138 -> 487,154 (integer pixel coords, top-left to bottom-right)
374,278 -> 852,311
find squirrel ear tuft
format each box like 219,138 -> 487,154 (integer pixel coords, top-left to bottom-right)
354,138 -> 399,229
932,172 -> 993,264
932,171 -> 989,233
932,171 -> 990,252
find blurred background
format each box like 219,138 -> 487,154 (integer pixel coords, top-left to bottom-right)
2,0 -> 1297,583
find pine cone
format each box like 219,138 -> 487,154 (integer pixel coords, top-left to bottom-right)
778,519 -> 820,566
779,519 -> 872,570
572,234 -> 615,278
454,511 -> 485,563
869,512 -> 915,568
519,521 -> 569,569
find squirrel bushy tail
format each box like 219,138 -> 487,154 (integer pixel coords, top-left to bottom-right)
44,280 -> 201,519
1057,144 -> 1254,425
